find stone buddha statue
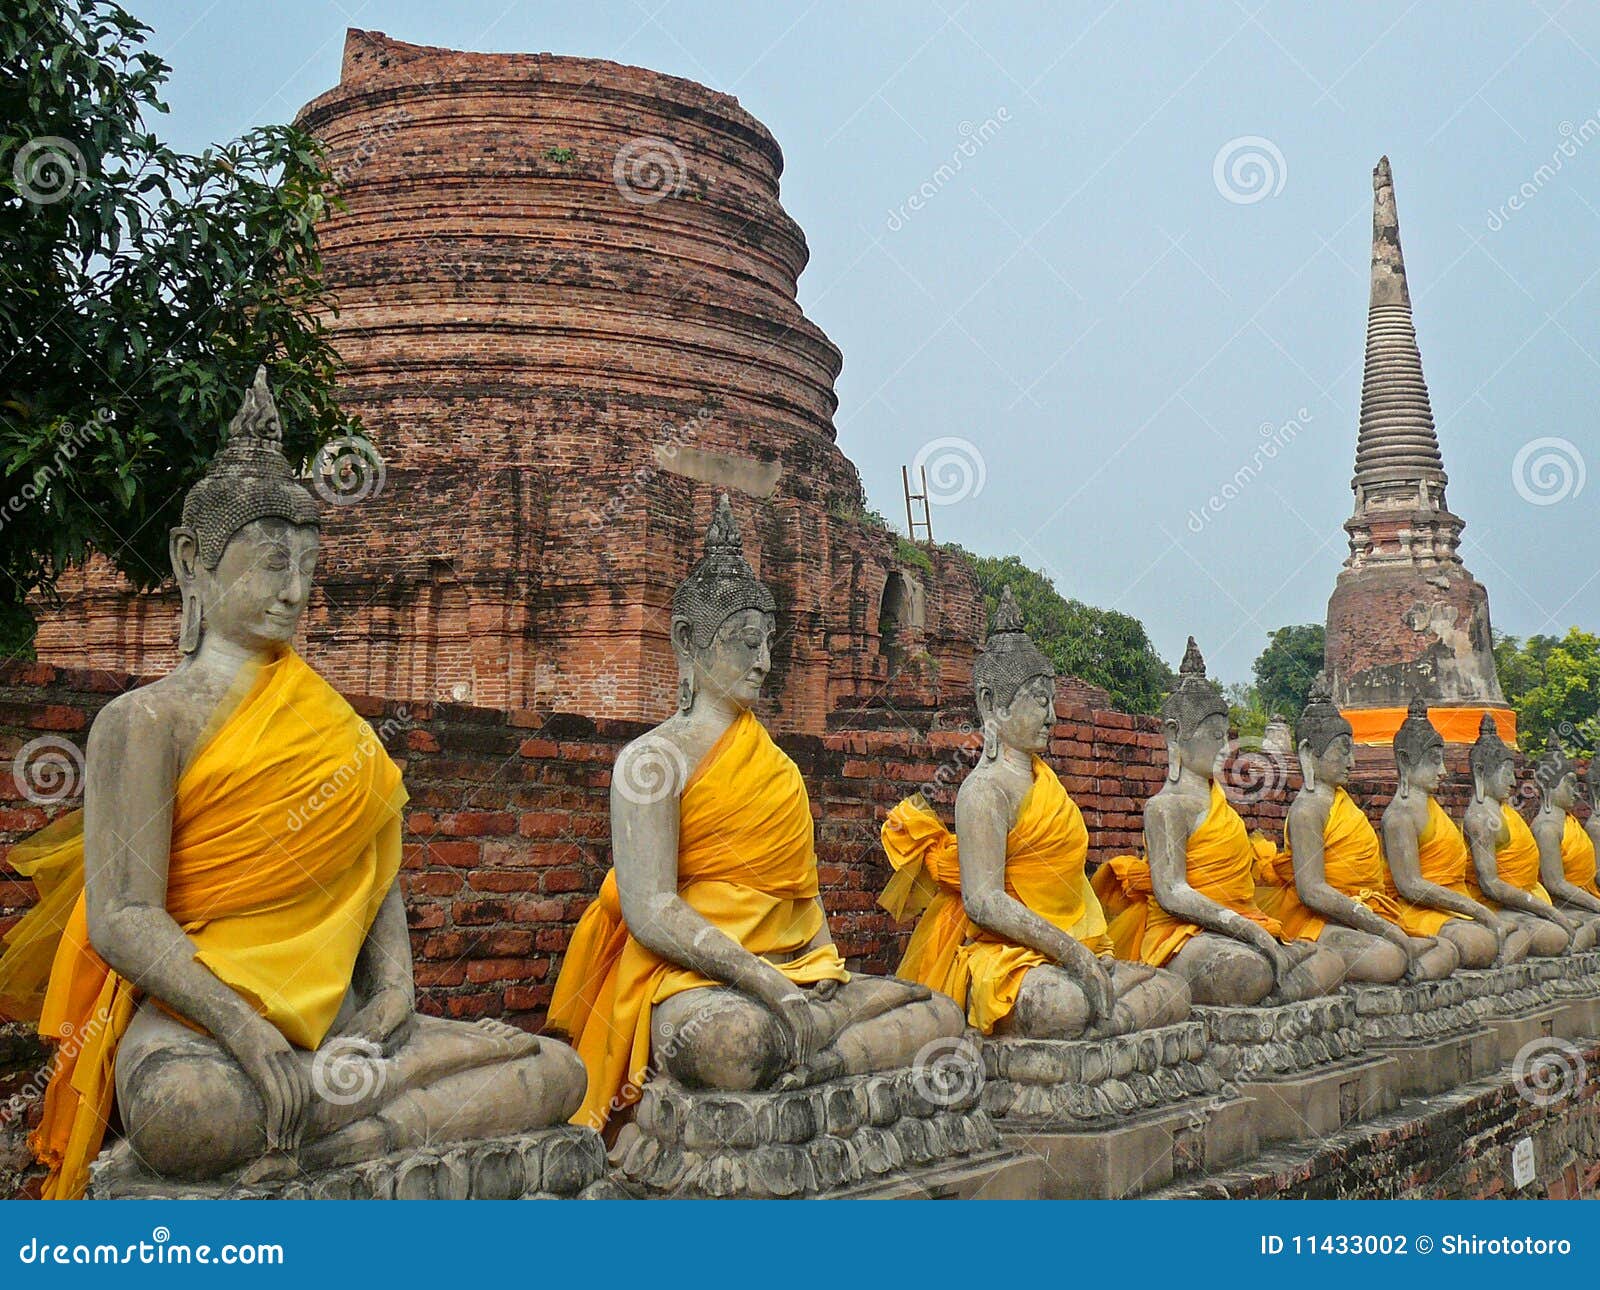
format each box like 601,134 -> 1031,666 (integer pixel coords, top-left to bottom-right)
1529,748 -> 1600,930
547,495 -> 962,1136
1463,718 -> 1596,955
1255,676 -> 1457,983
0,369 -> 586,1199
1378,697 -> 1524,968
1092,639 -> 1344,1005
879,589 -> 1191,1038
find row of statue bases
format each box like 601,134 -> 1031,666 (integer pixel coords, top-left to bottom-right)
2,372 -> 1598,1200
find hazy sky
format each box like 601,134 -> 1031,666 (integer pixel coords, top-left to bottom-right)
132,1 -> 1600,682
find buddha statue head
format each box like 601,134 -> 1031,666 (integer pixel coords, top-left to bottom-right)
1159,637 -> 1230,785
669,494 -> 777,715
1392,694 -> 1445,800
170,366 -> 321,655
972,586 -> 1056,760
1533,744 -> 1577,814
1589,753 -> 1600,812
1295,672 -> 1354,793
1468,712 -> 1516,804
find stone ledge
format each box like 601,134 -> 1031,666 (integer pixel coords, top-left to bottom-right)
1344,978 -> 1482,1045
615,1049 -> 1010,1198
1457,963 -> 1559,1019
87,1126 -> 606,1200
978,1021 -> 1221,1128
1193,997 -> 1365,1081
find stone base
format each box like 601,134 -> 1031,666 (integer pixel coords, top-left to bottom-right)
1009,1092 -> 1258,1198
1533,951 -> 1600,1040
1192,996 -> 1367,1082
612,1045 -> 1024,1198
1484,1007 -> 1562,1067
1344,979 -> 1496,1097
1233,1054 -> 1399,1144
87,1125 -> 607,1199
973,1020 -> 1247,1198
830,1147 -> 1042,1199
1368,1026 -> 1499,1096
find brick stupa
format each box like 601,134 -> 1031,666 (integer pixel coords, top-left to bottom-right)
32,30 -> 982,734
1322,158 -> 1513,745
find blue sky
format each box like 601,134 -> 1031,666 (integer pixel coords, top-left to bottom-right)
133,1 -> 1600,683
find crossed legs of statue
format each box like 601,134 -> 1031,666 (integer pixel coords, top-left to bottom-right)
1316,926 -> 1459,983
1499,909 -> 1576,957
114,990 -> 587,1182
1163,933 -> 1344,1006
1437,919 -> 1507,969
990,961 -> 1192,1039
650,976 -> 964,1093
1554,906 -> 1600,952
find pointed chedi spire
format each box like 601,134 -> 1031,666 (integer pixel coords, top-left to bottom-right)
1351,157 -> 1449,512
1322,158 -> 1510,733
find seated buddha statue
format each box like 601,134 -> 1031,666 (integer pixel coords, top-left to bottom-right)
0,369 -> 585,1199
1255,677 -> 1457,983
547,496 -> 961,1135
1529,748 -> 1600,932
1464,717 -> 1596,955
1091,639 -> 1344,1005
1378,698 -> 1525,968
879,589 -> 1191,1039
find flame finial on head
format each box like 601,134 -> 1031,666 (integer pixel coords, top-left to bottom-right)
670,493 -> 777,648
1161,636 -> 1228,731
1296,670 -> 1353,756
178,364 -> 320,571
973,585 -> 1054,711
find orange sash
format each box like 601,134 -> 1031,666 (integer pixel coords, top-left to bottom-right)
880,758 -> 1110,1034
0,650 -> 406,1199
547,711 -> 848,1132
1091,782 -> 1283,967
1467,802 -> 1551,908
1560,813 -> 1600,899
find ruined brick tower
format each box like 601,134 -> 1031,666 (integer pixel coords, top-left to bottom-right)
33,30 -> 982,733
1323,157 -> 1513,744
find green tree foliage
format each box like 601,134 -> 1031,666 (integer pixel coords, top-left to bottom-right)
1493,628 -> 1600,755
1,0 -> 351,655
1251,623 -> 1326,722
959,551 -> 1172,713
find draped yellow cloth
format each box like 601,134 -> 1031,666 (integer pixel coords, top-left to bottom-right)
547,710 -> 848,1132
0,649 -> 406,1200
1255,789 -> 1404,940
1559,814 -> 1600,899
1089,782 -> 1284,966
1466,802 -> 1551,908
1372,795 -> 1473,936
879,757 -> 1111,1035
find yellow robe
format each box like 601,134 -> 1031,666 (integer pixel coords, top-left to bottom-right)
1254,789 -> 1450,938
0,649 -> 406,1200
547,710 -> 848,1132
1090,781 -> 1284,966
879,757 -> 1111,1035
1466,802 -> 1551,908
1559,813 -> 1600,899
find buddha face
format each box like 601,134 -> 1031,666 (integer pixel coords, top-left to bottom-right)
1549,771 -> 1578,812
1307,733 -> 1355,789
174,517 -> 319,654
1399,743 -> 1446,794
1169,710 -> 1229,781
1479,757 -> 1516,803
680,608 -> 775,710
987,674 -> 1054,756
